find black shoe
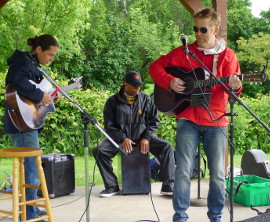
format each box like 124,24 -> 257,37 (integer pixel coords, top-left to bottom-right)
36,207 -> 48,221
99,186 -> 120,197
160,181 -> 174,196
37,208 -> 47,217
22,218 -> 47,222
19,209 -> 47,222
210,216 -> 223,222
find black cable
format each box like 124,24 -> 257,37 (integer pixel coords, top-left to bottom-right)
143,98 -> 160,222
51,195 -> 85,208
147,191 -> 160,222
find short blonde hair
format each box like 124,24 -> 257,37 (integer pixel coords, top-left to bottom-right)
193,8 -> 221,27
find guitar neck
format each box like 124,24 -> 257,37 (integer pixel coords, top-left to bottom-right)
195,76 -> 230,88
195,72 -> 264,88
60,82 -> 79,93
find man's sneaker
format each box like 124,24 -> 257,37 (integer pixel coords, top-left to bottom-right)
160,180 -> 174,195
99,186 -> 120,197
20,218 -> 47,222
19,208 -> 47,222
37,208 -> 47,217
210,216 -> 223,222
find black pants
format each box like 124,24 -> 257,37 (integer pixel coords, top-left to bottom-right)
93,136 -> 175,189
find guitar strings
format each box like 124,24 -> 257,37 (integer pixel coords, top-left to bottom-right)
183,75 -> 230,89
186,55 -> 221,123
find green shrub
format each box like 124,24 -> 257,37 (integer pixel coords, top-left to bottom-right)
233,95 -> 270,154
157,113 -> 176,147
38,86 -> 111,156
1,70 -> 269,155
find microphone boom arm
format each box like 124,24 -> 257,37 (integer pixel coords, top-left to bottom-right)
37,67 -> 127,154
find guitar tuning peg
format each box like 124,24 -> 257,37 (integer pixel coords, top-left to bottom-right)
260,61 -> 268,81
262,62 -> 267,73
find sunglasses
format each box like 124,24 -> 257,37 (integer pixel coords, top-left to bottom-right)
193,26 -> 209,34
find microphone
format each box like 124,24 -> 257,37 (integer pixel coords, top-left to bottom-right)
181,35 -> 189,54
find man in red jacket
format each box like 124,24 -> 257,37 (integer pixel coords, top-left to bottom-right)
149,8 -> 242,222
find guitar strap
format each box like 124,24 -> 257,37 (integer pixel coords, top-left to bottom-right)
25,53 -> 43,82
212,54 -> 219,76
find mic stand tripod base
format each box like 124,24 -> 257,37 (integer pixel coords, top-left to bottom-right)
190,197 -> 207,207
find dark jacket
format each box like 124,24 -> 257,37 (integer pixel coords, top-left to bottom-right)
4,50 -> 44,133
104,88 -> 159,144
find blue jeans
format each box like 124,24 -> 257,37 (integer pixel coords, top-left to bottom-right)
173,119 -> 226,222
9,130 -> 40,220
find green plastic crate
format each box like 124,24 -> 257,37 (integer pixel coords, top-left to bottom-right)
226,175 -> 270,207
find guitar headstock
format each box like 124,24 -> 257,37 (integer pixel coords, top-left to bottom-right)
241,62 -> 268,82
70,77 -> 84,89
241,72 -> 266,82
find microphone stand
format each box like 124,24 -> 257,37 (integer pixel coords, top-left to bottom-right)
38,67 -> 126,222
227,95 -> 238,222
187,51 -> 270,132
190,143 -> 207,207
185,50 -> 270,222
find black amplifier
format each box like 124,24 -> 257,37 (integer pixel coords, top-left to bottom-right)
37,153 -> 75,198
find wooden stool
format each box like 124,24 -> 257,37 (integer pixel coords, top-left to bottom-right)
0,147 -> 53,222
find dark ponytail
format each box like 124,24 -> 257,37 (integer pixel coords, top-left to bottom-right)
27,34 -> 59,51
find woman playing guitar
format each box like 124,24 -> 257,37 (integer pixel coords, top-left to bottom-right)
4,34 -> 61,221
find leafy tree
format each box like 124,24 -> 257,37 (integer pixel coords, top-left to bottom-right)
237,33 -> 270,97
253,9 -> 270,34
127,7 -> 180,82
83,5 -> 139,90
0,0 -> 90,74
227,0 -> 255,50
82,0 -> 184,90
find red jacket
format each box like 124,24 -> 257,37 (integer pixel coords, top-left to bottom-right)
149,41 -> 241,127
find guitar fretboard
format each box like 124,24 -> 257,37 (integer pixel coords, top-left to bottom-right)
194,72 -> 265,89
194,76 -> 230,88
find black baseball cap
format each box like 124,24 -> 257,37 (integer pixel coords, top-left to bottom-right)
123,71 -> 144,86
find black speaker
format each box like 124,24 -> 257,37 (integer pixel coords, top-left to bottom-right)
241,149 -> 270,179
121,147 -> 151,195
37,153 -> 75,198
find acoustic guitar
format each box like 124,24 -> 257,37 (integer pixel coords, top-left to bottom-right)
5,77 -> 84,131
154,66 -> 266,116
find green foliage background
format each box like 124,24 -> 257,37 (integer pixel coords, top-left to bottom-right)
0,0 -> 270,155
1,68 -> 269,155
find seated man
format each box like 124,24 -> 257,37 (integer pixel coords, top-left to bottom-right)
93,71 -> 175,197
